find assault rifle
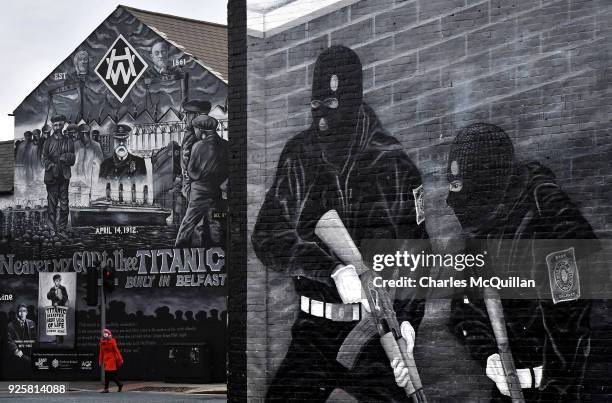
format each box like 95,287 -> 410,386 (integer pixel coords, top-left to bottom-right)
315,210 -> 427,403
483,287 -> 525,402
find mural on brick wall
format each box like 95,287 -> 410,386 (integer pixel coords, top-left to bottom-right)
11,8 -> 228,250
246,0 -> 612,401
1,6 -> 227,382
252,45 -> 430,402
446,123 -> 598,401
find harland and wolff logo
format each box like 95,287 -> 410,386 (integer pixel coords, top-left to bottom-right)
95,34 -> 148,102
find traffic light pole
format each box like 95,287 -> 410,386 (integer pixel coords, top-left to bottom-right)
100,266 -> 106,385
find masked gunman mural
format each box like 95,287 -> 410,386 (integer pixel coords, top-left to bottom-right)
245,0 -> 612,401
252,46 -> 429,402
447,123 -> 597,401
2,6 -> 228,383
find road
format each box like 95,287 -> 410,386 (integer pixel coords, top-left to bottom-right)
0,391 -> 225,402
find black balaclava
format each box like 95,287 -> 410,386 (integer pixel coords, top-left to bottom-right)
311,46 -> 363,152
446,123 -> 514,230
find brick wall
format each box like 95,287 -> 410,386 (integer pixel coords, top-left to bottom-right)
0,141 -> 14,194
243,0 -> 612,400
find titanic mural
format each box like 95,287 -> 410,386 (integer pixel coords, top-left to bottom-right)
9,7 -> 228,253
1,6 -> 228,383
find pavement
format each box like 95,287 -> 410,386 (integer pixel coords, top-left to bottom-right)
0,382 -> 227,402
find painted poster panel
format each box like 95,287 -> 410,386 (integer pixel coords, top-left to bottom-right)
0,246 -> 227,381
37,272 -> 76,348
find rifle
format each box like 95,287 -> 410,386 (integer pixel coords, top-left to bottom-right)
483,287 -> 525,402
315,210 -> 427,403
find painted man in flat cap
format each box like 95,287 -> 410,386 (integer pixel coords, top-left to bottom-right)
180,99 -> 211,201
175,115 -> 227,247
41,115 -> 75,233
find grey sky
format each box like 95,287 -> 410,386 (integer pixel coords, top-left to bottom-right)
0,0 -> 227,141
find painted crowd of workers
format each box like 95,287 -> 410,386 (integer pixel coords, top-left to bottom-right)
14,100 -> 227,247
15,121 -> 104,186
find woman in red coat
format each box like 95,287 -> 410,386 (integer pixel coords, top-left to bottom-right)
99,328 -> 123,392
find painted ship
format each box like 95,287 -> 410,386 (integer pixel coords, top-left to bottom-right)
70,193 -> 171,227
70,198 -> 171,227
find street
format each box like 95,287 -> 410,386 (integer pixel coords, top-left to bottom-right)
0,391 -> 225,402
0,382 -> 226,402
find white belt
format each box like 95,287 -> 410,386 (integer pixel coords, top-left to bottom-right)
300,296 -> 361,322
517,365 -> 543,389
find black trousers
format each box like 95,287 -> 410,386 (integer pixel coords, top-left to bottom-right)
45,180 -> 69,231
175,186 -> 215,248
104,370 -> 122,389
265,311 -> 410,403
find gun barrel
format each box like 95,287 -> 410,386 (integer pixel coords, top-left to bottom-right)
483,287 -> 525,403
315,209 -> 428,401
380,332 -> 417,396
398,335 -> 423,391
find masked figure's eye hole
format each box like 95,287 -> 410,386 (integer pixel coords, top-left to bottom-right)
311,98 -> 339,110
324,98 -> 339,109
449,180 -> 463,192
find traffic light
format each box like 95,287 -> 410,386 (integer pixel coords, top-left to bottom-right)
86,267 -> 98,306
103,267 -> 115,293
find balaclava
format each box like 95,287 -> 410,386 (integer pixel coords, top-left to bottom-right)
446,123 -> 514,229
311,46 -> 363,151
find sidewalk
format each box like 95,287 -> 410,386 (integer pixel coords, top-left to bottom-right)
67,381 -> 227,395
0,382 -> 226,402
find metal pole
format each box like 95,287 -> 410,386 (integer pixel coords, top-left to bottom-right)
100,265 -> 106,385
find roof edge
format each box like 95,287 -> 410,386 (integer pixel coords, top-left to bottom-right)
118,5 -> 227,28
124,11 -> 228,84
13,6 -> 227,115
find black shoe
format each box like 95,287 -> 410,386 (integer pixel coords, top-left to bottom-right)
118,384 -> 123,392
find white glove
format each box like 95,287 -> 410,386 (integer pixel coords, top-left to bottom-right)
331,264 -> 371,312
331,264 -> 363,304
486,353 -> 542,396
390,321 -> 416,387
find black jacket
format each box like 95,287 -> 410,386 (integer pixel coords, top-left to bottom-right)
252,104 -> 429,325
450,162 -> 597,400
7,318 -> 35,354
47,285 -> 68,306
41,133 -> 75,184
99,152 -> 147,181
187,133 -> 228,197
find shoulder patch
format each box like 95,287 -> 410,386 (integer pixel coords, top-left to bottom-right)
413,185 -> 425,225
546,247 -> 580,304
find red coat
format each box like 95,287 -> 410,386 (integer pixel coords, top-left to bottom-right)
99,338 -> 123,371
